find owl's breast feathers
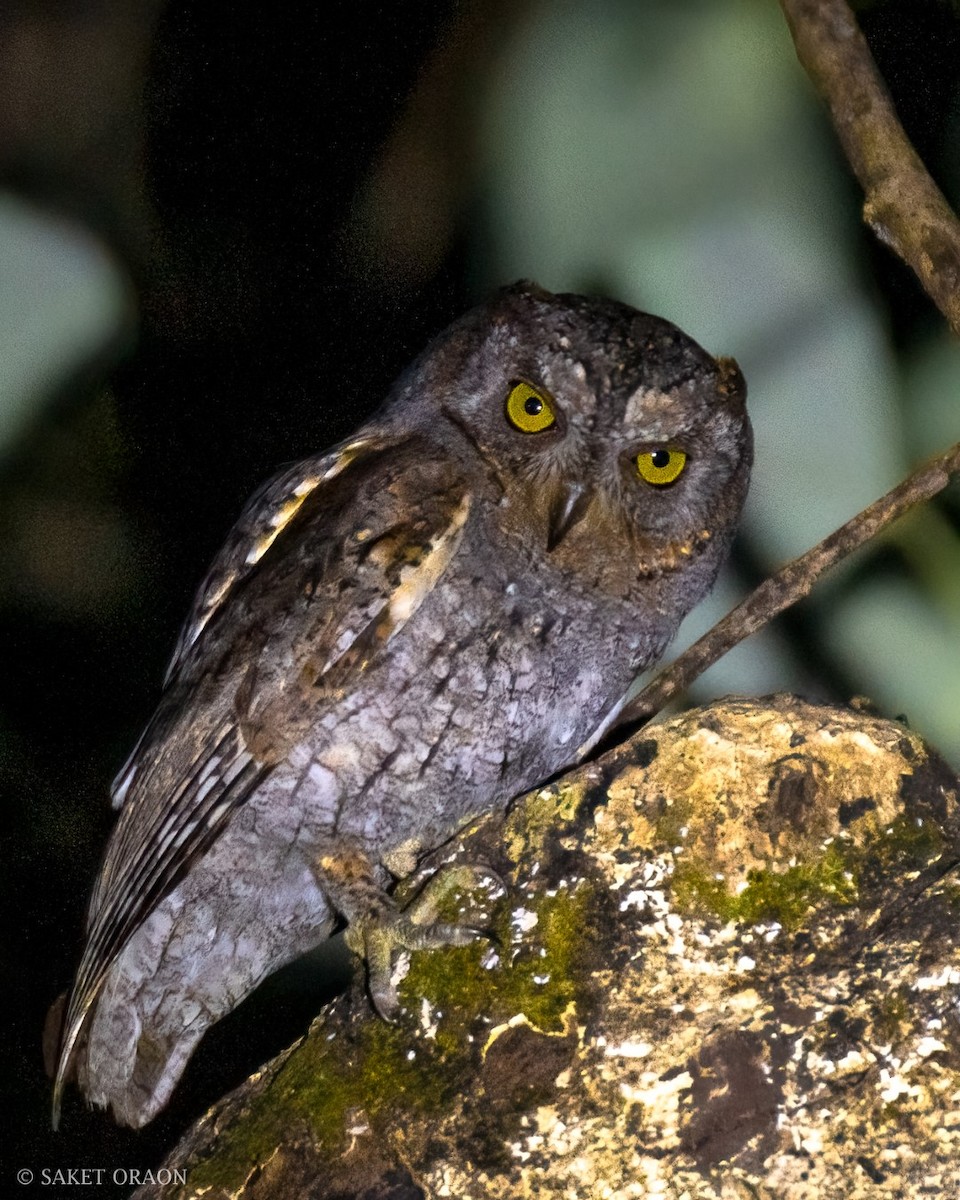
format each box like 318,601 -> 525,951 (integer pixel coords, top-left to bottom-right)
52,430 -> 477,1126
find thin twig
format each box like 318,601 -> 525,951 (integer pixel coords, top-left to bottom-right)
619,442 -> 960,728
780,0 -> 960,336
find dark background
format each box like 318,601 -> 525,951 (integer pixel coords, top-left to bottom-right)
3,0 -> 960,1193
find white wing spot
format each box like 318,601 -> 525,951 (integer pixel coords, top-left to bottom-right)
322,441 -> 367,480
243,442 -> 367,567
244,474 -> 323,565
111,762 -> 137,808
387,494 -> 471,629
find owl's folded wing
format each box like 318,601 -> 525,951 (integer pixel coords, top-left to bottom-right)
161,436 -> 377,690
53,431 -> 471,1124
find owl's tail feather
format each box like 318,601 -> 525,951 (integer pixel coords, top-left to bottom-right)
52,987 -> 102,1130
52,728 -> 269,1130
60,810 -> 335,1128
47,993 -> 75,1132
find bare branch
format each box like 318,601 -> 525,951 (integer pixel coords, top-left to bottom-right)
780,0 -> 960,336
620,441 -> 960,728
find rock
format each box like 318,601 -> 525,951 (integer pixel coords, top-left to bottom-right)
134,695 -> 960,1200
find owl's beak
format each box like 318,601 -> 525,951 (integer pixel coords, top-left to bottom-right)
547,481 -> 593,551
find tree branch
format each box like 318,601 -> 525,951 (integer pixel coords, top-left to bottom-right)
620,441 -> 960,727
780,0 -> 960,335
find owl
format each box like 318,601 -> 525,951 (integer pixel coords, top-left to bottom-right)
52,282 -> 751,1128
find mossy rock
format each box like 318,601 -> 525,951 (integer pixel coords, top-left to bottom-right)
136,696 -> 960,1199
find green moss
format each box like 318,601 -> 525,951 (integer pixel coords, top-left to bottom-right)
869,812 -> 945,872
672,842 -> 859,931
670,810 -> 950,935
404,882 -> 591,1053
185,992 -> 460,1195
491,884 -> 590,1031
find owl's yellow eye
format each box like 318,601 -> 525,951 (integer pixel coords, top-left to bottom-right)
505,381 -> 556,433
636,447 -> 687,486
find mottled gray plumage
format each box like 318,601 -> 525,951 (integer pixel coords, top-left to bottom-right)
53,282 -> 751,1127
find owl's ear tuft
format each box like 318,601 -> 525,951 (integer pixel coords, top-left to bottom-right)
500,279 -> 553,303
715,356 -> 747,405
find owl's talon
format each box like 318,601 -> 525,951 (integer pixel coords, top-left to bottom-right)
356,919 -> 404,1022
342,862 -> 503,1018
369,976 -> 401,1024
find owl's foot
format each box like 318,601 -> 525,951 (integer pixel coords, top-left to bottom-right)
353,864 -> 503,1020
320,851 -> 502,1020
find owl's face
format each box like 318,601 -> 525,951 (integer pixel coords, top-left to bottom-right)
381,282 -> 751,592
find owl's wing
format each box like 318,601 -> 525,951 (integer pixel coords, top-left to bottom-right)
105,435 -> 376,818
161,436 -> 374,693
53,432 -> 472,1125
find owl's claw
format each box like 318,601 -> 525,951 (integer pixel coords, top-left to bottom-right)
351,913 -> 484,1022
342,863 -> 504,1020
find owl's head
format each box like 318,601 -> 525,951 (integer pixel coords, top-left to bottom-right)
382,282 -> 751,598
